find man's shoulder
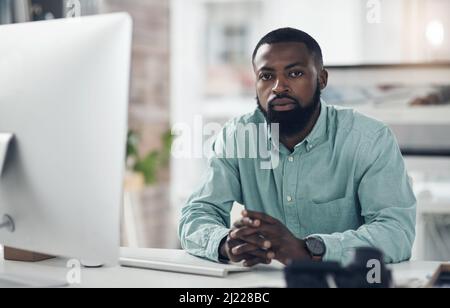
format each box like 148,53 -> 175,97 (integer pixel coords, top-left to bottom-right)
213,109 -> 265,153
327,104 -> 388,139
223,108 -> 266,131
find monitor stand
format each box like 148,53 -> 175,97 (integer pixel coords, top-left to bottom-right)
0,247 -> 69,288
0,246 -> 67,288
0,215 -> 53,262
0,216 -> 62,287
4,247 -> 54,262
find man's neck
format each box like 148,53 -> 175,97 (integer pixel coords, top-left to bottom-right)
280,104 -> 321,152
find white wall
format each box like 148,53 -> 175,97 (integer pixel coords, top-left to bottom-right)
261,0 -> 365,65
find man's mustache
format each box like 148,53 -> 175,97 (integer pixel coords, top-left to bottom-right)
268,94 -> 300,107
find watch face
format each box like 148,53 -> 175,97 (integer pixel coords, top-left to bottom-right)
307,238 -> 325,256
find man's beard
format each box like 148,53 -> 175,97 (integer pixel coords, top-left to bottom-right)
257,81 -> 322,138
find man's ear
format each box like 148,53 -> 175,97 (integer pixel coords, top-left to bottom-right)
319,69 -> 328,90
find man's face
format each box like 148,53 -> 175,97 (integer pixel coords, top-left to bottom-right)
254,42 -> 326,136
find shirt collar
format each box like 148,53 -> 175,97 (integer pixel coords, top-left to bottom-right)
304,99 -> 328,150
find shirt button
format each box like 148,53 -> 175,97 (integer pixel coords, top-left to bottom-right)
287,196 -> 293,202
288,157 -> 294,162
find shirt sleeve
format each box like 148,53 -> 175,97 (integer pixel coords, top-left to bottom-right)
312,127 -> 417,264
178,126 -> 243,262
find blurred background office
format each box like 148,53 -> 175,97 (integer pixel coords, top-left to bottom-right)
1,0 -> 449,262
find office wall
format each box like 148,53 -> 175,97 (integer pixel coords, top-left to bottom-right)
100,0 -> 175,248
100,0 -> 170,156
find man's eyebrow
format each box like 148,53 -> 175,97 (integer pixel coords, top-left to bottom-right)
258,66 -> 275,72
284,62 -> 306,70
258,62 -> 306,72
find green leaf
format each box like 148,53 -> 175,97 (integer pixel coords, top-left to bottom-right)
126,129 -> 174,185
126,130 -> 139,159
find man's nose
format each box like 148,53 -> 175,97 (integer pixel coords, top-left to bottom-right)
272,78 -> 290,95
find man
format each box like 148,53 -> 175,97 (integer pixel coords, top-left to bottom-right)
179,28 -> 416,266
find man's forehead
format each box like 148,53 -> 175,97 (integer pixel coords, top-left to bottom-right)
254,42 -> 312,69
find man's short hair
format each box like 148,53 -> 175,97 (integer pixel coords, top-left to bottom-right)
252,28 -> 324,69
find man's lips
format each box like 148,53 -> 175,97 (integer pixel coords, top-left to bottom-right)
270,98 -> 297,111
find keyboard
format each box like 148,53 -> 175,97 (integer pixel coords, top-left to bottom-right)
120,248 -> 251,278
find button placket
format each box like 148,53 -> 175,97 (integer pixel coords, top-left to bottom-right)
283,154 -> 300,232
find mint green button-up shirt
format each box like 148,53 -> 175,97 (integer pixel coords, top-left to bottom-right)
179,101 -> 416,264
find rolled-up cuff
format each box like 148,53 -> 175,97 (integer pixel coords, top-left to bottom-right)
206,226 -> 231,262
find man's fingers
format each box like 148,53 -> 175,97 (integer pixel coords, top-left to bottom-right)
232,220 -> 244,229
243,257 -> 272,267
246,234 -> 272,249
231,242 -> 259,255
226,237 -> 245,249
231,233 -> 272,250
248,249 -> 275,260
228,253 -> 250,263
233,217 -> 261,229
242,210 -> 278,224
231,243 -> 275,260
229,252 -> 270,263
230,224 -> 278,240
230,226 -> 259,239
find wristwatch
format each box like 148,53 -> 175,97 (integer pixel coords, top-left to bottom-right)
305,236 -> 326,260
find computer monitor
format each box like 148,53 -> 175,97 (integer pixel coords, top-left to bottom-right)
0,13 -> 132,267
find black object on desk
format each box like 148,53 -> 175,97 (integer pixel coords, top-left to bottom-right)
285,247 -> 392,288
428,264 -> 450,288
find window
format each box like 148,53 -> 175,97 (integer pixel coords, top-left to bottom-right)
204,1 -> 261,98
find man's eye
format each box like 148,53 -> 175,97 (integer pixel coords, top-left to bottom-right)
260,73 -> 273,81
289,71 -> 304,78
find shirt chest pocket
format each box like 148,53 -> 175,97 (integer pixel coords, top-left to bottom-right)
297,197 -> 360,236
298,154 -> 354,204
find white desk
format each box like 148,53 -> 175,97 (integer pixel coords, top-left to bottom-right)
0,248 -> 444,288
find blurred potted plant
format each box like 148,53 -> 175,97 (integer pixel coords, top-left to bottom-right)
122,129 -> 174,247
125,129 -> 173,190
